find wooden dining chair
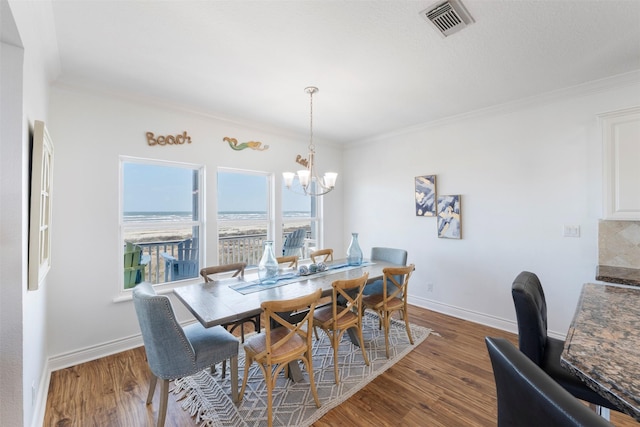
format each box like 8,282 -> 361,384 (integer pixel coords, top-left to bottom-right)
362,264 -> 415,358
276,255 -> 298,269
200,263 -> 259,377
310,248 -> 333,263
239,289 -> 322,427
313,273 -> 370,383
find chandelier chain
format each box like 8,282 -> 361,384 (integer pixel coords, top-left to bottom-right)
308,87 -> 315,152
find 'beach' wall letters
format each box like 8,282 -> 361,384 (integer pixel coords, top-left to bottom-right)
146,131 -> 192,146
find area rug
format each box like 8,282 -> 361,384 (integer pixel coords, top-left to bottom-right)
173,312 -> 433,427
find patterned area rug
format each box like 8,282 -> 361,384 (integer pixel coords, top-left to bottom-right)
173,312 -> 433,427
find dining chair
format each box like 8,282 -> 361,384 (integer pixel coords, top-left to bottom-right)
364,247 -> 408,296
362,264 -> 415,358
313,273 -> 370,383
310,248 -> 333,263
239,289 -> 322,427
485,337 -> 612,427
511,271 -> 621,413
276,255 -> 298,269
200,262 -> 260,342
132,283 -> 239,427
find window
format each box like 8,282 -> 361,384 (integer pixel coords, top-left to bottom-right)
120,157 -> 203,291
217,169 -> 271,266
282,180 -> 321,259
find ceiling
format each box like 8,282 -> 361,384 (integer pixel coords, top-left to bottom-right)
31,1 -> 640,143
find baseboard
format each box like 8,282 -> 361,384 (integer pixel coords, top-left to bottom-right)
48,333 -> 144,373
31,358 -> 50,427
408,295 -> 566,340
408,295 -> 518,334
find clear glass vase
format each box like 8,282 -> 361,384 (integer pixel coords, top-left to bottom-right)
347,232 -> 363,266
258,240 -> 279,284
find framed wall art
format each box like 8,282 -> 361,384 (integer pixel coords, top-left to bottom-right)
28,120 -> 54,290
415,175 -> 436,216
437,194 -> 461,239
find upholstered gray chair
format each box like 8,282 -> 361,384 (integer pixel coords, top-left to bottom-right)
363,247 -> 408,296
511,271 -> 621,412
485,337 -> 612,427
132,283 -> 239,427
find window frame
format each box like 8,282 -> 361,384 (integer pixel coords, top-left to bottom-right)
117,156 -> 205,300
217,167 -> 274,266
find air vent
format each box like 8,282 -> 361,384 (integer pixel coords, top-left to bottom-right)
420,0 -> 474,37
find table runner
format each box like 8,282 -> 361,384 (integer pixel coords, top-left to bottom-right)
229,262 -> 373,295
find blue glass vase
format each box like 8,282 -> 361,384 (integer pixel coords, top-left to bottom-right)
347,232 -> 363,266
258,240 -> 279,284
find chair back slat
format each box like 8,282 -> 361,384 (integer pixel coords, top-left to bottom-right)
200,263 -> 246,281
310,248 -> 333,263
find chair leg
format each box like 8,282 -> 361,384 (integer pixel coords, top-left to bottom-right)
383,311 -> 391,359
332,332 -> 340,384
230,355 -> 239,403
157,378 -> 170,427
356,325 -> 370,366
239,353 -> 251,401
302,353 -> 321,408
402,308 -> 414,345
146,374 -> 158,404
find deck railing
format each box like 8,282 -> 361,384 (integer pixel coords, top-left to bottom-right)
133,232 -> 312,284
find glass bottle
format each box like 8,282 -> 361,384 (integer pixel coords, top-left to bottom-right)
347,232 -> 363,266
258,240 -> 279,284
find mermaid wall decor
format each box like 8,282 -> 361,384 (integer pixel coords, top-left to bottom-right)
223,136 -> 269,151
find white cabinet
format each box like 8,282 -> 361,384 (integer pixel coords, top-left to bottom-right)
600,106 -> 640,220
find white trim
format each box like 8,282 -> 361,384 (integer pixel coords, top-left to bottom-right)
408,295 -> 566,341
349,70 -> 640,147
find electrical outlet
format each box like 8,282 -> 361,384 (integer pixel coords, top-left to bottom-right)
563,225 -> 580,237
427,283 -> 434,292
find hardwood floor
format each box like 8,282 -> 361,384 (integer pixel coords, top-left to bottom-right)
44,306 -> 638,426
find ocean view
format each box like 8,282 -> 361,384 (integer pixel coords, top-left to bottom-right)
123,211 -> 310,222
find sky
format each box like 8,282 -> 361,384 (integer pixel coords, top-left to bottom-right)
123,162 -> 310,213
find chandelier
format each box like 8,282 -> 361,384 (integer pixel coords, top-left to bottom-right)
283,87 -> 337,196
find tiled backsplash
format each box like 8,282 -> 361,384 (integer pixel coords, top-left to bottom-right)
598,220 -> 640,268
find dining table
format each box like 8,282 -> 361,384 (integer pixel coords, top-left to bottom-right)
173,258 -> 398,381
560,283 -> 640,421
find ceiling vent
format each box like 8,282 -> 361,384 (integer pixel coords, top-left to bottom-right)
420,0 -> 474,37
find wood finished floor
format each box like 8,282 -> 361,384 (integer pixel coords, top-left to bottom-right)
44,306 -> 638,426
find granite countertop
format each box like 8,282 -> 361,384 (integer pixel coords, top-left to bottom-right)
561,283 -> 640,421
596,265 -> 640,287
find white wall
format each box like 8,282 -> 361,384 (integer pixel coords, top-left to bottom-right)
344,73 -> 640,337
2,1 -> 58,426
45,87 -> 344,362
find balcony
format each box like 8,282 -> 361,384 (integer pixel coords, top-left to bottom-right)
131,231 -> 314,285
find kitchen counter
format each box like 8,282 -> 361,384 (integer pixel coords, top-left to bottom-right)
596,265 -> 640,287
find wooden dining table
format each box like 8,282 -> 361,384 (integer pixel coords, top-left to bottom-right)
173,259 -> 397,381
174,259 -> 394,328
560,283 -> 640,421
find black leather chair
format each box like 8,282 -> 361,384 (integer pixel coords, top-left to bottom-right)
485,337 -> 612,427
511,271 -> 620,411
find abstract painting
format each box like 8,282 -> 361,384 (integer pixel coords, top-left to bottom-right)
415,175 -> 436,216
437,195 -> 461,239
